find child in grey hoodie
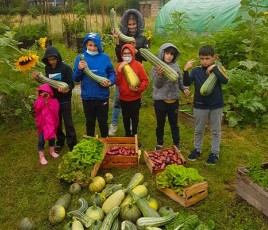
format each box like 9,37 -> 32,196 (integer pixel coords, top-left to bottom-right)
151,43 -> 190,150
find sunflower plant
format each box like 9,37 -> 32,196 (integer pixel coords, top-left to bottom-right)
0,26 -> 44,72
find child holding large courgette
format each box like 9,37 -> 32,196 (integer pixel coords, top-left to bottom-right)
72,33 -> 116,137
109,8 -> 149,136
151,43 -> 190,151
183,45 -> 228,165
116,44 -> 149,140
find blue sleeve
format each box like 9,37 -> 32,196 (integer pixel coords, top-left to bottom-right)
72,56 -> 84,82
106,60 -> 116,85
213,66 -> 228,84
183,70 -> 193,86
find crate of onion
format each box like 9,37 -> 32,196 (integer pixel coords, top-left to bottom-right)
98,135 -> 139,168
143,146 -> 186,174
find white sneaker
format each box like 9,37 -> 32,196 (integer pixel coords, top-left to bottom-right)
109,124 -> 118,136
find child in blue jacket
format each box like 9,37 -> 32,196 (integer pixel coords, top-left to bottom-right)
73,33 -> 116,137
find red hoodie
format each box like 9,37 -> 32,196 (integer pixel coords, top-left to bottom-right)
116,44 -> 149,101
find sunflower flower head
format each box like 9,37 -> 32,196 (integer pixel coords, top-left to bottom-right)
38,37 -> 47,50
15,52 -> 39,72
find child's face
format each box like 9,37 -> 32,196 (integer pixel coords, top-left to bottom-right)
47,56 -> 58,68
128,19 -> 137,34
199,55 -> 215,68
163,52 -> 174,64
122,48 -> 132,57
86,40 -> 98,52
40,90 -> 50,98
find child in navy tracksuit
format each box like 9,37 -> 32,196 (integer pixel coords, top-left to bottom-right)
73,33 -> 116,137
183,45 -> 228,165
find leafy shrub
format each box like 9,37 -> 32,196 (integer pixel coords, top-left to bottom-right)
14,23 -> 48,41
0,79 -> 36,129
222,61 -> 268,128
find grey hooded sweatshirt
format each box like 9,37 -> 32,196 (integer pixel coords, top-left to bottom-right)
151,43 -> 188,101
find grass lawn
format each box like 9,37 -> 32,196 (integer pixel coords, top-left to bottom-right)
0,102 -> 268,229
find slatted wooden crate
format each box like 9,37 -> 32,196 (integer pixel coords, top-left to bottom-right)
236,163 -> 268,217
158,181 -> 208,207
98,135 -> 139,168
143,146 -> 186,174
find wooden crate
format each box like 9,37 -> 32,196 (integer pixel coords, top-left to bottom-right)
158,181 -> 208,207
143,146 -> 186,174
236,163 -> 268,217
98,135 -> 139,168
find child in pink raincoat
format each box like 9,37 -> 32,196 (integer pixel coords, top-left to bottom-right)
34,83 -> 60,165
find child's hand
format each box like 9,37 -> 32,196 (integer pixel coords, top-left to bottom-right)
111,28 -> 119,44
32,71 -> 39,80
100,79 -> 112,87
129,85 -> 139,92
118,61 -> 128,72
206,64 -> 216,75
183,88 -> 191,97
78,60 -> 87,70
156,66 -> 164,76
184,59 -> 195,71
58,87 -> 69,93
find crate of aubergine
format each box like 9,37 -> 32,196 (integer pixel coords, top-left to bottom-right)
98,135 -> 139,168
143,145 -> 186,174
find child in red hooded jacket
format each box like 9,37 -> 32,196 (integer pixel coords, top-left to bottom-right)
34,83 -> 60,165
116,44 -> 149,139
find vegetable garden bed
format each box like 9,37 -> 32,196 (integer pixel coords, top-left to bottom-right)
236,163 -> 268,217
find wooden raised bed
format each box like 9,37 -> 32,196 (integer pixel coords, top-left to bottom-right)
143,146 -> 186,174
236,163 -> 268,217
158,181 -> 208,207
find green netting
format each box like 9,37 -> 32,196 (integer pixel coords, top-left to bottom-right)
155,0 -> 268,33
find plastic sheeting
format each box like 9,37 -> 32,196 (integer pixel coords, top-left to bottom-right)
155,0 -> 268,33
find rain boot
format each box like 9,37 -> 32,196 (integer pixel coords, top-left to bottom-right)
39,151 -> 48,165
49,146 -> 59,158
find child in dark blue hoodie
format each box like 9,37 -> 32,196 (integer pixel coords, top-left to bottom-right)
33,46 -> 77,152
73,33 -> 116,137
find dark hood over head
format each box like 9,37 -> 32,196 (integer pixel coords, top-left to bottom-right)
42,46 -> 62,66
121,9 -> 145,36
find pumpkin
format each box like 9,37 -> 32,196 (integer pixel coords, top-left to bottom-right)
86,203 -> 105,221
48,204 -> 66,224
88,192 -> 106,207
19,217 -> 34,230
88,176 -> 106,193
69,183 -> 82,195
158,206 -> 174,216
120,203 -> 142,223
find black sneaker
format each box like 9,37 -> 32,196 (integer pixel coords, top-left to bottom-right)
55,146 -> 63,153
206,153 -> 218,165
187,149 -> 201,161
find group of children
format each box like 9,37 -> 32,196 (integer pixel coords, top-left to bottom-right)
33,9 -> 228,166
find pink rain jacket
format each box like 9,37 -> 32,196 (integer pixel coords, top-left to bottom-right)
34,83 -> 60,140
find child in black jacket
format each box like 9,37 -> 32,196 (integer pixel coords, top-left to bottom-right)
33,46 -> 77,152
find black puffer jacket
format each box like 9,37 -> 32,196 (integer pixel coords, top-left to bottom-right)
42,46 -> 74,103
115,9 -> 149,63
